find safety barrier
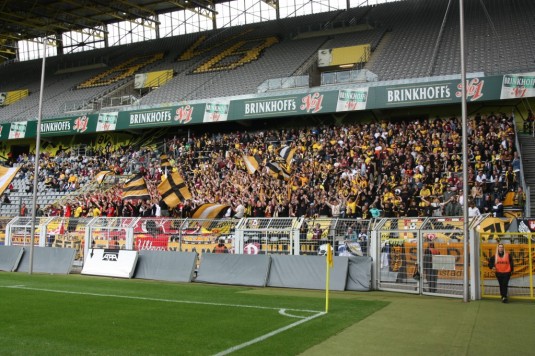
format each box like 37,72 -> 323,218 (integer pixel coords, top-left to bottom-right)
3,214 -> 533,300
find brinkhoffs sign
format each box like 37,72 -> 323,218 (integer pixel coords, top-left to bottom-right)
0,72 -> 530,141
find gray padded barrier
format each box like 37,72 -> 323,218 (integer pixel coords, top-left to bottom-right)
135,250 -> 197,283
268,255 -> 349,291
345,256 -> 372,291
196,254 -> 270,287
0,246 -> 24,272
16,247 -> 75,274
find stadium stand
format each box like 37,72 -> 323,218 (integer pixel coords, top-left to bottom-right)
1,0 -> 534,122
0,110 -> 522,221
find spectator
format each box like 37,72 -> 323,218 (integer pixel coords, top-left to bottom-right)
344,227 -> 358,241
468,201 -> 481,217
20,203 -> 27,216
444,195 -> 462,216
311,223 -> 323,240
492,198 -> 504,217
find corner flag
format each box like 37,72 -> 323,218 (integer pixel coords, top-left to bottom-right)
327,243 -> 333,268
325,243 -> 333,312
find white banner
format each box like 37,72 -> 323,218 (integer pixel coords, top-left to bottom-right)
500,72 -> 535,99
336,88 -> 368,111
203,101 -> 229,122
81,249 -> 138,278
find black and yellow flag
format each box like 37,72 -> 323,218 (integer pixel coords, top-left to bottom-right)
192,203 -> 230,219
277,146 -> 296,168
160,153 -> 171,173
94,170 -> 111,185
157,171 -> 192,208
243,155 -> 263,174
122,174 -> 150,201
0,166 -> 20,196
266,161 -> 291,180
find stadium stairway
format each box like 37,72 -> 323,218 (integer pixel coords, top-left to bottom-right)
518,133 -> 535,217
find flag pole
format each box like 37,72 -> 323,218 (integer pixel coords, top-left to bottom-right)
28,37 -> 47,274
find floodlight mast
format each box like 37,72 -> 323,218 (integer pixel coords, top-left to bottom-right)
28,37 -> 46,274
459,0 -> 470,303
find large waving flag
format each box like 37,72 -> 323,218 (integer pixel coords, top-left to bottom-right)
277,146 -> 296,168
243,155 -> 263,175
0,166 -> 20,196
192,203 -> 231,219
122,174 -> 150,201
157,171 -> 192,208
266,161 -> 291,180
94,170 -> 111,185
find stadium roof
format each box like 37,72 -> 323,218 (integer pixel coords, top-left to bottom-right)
0,0 -> 231,41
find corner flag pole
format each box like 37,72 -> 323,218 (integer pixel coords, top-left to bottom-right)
325,243 -> 333,313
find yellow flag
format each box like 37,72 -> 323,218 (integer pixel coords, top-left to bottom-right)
327,243 -> 333,268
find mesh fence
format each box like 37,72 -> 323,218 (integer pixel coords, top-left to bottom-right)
237,217 -> 298,255
88,217 -> 138,250
133,218 -> 239,258
6,217 -> 52,247
47,217 -> 92,263
375,217 -> 479,297
0,216 -> 13,246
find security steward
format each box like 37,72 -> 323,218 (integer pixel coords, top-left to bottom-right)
212,238 -> 229,254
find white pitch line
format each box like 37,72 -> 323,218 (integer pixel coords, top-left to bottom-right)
0,285 -> 322,314
278,309 -> 307,319
213,311 -> 326,356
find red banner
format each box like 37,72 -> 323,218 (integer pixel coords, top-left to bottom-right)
135,237 -> 169,251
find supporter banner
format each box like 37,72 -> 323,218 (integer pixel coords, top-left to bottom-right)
389,242 -> 534,281
228,91 -> 339,120
480,243 -> 535,280
135,237 -> 169,251
115,103 -> 203,130
500,72 -> 535,99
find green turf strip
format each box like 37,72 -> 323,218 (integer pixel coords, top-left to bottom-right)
0,273 -> 387,355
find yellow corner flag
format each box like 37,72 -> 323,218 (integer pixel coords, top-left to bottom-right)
327,243 -> 333,268
325,243 -> 333,313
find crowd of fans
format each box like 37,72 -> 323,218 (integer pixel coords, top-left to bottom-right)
5,112 -> 525,219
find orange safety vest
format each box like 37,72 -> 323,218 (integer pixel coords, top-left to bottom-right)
495,253 -> 512,273
213,245 -> 227,253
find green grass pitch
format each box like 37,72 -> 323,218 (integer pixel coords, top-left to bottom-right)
0,273 -> 387,355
